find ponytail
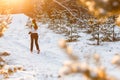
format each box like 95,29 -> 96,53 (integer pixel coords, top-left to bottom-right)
32,19 -> 38,30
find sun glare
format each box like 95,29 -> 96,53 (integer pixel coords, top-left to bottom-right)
10,0 -> 24,4
0,0 -> 24,5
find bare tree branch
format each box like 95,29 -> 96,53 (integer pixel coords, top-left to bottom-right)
53,0 -> 84,22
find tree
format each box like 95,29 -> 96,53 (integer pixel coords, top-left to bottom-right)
103,16 -> 116,41
88,18 -> 102,45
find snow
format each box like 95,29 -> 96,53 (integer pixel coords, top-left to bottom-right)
0,14 -> 67,80
0,14 -> 120,80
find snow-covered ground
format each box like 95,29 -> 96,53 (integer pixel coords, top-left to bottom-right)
0,14 -> 120,80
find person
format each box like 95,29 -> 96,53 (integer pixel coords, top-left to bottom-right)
28,19 -> 40,54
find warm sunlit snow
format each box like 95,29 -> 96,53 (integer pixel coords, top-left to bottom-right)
0,14 -> 120,80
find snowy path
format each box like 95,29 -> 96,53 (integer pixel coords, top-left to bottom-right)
0,14 -> 67,80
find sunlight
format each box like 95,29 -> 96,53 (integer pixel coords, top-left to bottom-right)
0,0 -> 24,5
10,0 -> 24,3
9,0 -> 24,5
4,0 -> 24,2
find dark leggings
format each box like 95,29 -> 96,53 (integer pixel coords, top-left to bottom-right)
30,33 -> 40,52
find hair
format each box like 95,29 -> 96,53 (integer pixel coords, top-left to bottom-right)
32,19 -> 38,30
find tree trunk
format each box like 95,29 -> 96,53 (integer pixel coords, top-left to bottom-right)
97,26 -> 100,45
112,25 -> 115,41
70,26 -> 72,41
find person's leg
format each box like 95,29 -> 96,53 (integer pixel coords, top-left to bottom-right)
35,33 -> 40,53
30,34 -> 34,52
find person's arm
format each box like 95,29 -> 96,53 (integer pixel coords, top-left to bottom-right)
28,27 -> 32,34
